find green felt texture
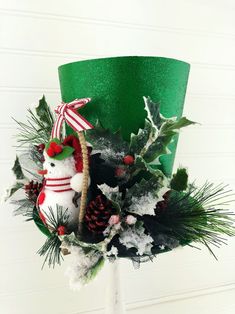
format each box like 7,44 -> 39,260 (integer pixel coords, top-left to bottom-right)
58,56 -> 190,176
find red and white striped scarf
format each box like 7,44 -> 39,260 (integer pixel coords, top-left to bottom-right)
45,176 -> 72,192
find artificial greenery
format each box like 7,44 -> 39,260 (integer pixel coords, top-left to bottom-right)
13,95 -> 54,146
37,206 -> 70,268
5,95 -> 235,280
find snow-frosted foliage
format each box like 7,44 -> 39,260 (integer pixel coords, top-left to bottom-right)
98,184 -> 119,199
65,245 -> 103,289
119,223 -> 153,256
129,192 -> 157,216
106,246 -> 118,258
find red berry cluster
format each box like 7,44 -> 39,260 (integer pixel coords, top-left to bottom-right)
115,155 -> 135,179
47,142 -> 63,157
84,194 -> 117,234
24,180 -> 43,202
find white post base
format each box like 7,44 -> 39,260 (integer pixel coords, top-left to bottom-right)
105,260 -> 126,314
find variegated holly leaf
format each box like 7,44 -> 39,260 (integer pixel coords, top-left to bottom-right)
129,119 -> 154,155
134,155 -> 165,178
160,116 -> 196,134
143,96 -> 167,131
143,117 -> 196,163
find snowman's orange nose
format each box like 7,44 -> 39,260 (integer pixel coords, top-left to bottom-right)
37,169 -> 48,175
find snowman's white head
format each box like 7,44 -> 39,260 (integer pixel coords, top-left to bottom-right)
38,135 -> 91,179
42,153 -> 77,179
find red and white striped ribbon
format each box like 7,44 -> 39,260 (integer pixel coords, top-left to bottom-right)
51,98 -> 93,139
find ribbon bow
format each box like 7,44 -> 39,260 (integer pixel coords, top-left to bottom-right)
51,98 -> 93,139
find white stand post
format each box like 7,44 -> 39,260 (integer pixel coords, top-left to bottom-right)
105,260 -> 126,314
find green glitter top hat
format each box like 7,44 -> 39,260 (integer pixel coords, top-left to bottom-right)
58,56 -> 190,176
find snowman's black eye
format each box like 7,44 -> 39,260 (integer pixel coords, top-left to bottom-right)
50,163 -> 55,167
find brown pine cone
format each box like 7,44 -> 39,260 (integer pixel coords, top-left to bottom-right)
25,180 -> 43,203
84,194 -> 117,234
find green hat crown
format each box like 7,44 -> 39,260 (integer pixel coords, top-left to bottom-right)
58,56 -> 190,176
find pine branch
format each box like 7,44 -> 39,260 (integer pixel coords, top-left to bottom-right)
143,183 -> 235,257
37,205 -> 70,268
37,234 -> 63,268
13,96 -> 54,147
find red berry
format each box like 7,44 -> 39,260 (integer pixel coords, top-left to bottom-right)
123,155 -> 135,165
47,147 -> 55,157
57,225 -> 67,235
50,142 -> 57,149
54,145 -> 63,154
115,167 -> 126,177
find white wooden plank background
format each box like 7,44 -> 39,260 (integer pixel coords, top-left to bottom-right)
0,1 -> 235,313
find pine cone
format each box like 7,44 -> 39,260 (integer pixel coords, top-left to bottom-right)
25,180 -> 43,203
84,194 -> 117,234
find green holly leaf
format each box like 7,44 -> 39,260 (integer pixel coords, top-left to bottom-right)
143,131 -> 176,163
135,155 -> 165,178
86,120 -> 129,154
84,255 -> 105,284
130,120 -> 154,155
45,138 -> 61,149
53,146 -> 75,160
170,168 -> 188,191
128,175 -> 165,199
160,117 -> 196,134
12,156 -> 25,180
33,206 -> 51,238
35,95 -> 54,128
143,117 -> 196,163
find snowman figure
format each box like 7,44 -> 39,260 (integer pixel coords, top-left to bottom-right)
37,135 -> 91,231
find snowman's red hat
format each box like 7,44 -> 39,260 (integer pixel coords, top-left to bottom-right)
62,135 -> 92,173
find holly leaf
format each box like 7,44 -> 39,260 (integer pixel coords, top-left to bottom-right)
33,206 -> 51,238
143,96 -> 166,130
84,255 -> 105,284
12,156 -> 25,180
134,155 -> 165,178
5,182 -> 24,200
45,138 -> 61,149
143,117 -> 196,163
170,168 -> 188,191
86,120 -> 129,155
143,131 -> 176,163
129,120 -> 154,155
128,175 -> 165,199
53,146 -> 75,160
35,95 -> 54,127
160,117 -> 196,134
45,138 -> 75,160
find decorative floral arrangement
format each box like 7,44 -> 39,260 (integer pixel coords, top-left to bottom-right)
5,96 -> 235,288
